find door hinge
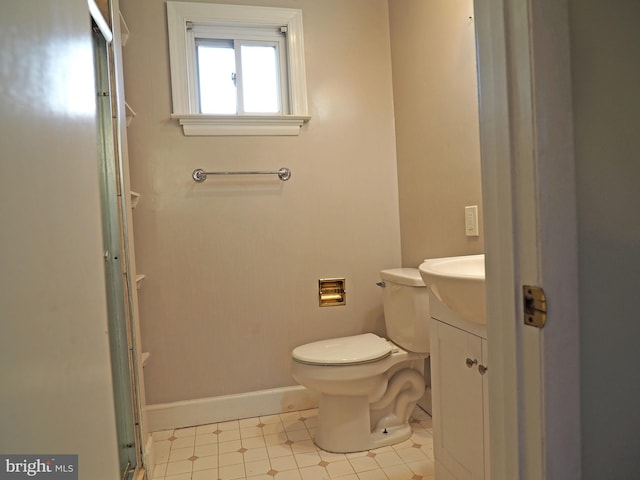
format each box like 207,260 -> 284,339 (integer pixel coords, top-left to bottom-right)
523,285 -> 547,328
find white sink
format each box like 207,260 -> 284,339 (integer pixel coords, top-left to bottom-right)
418,254 -> 486,325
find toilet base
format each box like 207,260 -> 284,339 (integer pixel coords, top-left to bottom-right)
291,346 -> 427,454
315,422 -> 413,454
312,390 -> 417,454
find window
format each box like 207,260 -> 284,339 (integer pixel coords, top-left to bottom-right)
167,2 -> 310,136
192,25 -> 287,115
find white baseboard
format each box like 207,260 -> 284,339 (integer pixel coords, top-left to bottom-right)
142,433 -> 154,478
133,467 -> 146,480
146,385 -> 319,432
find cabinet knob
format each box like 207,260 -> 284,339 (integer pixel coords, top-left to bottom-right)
478,364 -> 488,375
465,358 -> 478,368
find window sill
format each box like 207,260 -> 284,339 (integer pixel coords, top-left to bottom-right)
171,114 -> 311,136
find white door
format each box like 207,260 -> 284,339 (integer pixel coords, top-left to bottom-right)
474,1 -> 581,479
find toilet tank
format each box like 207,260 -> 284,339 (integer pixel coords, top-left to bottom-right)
380,268 -> 430,353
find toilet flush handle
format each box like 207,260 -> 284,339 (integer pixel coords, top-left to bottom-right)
376,281 -> 386,288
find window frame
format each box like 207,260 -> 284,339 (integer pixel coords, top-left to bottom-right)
167,2 -> 310,136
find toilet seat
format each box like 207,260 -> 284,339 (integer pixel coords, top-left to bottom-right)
292,333 -> 392,366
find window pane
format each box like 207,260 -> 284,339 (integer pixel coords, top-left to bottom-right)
241,45 -> 280,113
197,44 -> 237,114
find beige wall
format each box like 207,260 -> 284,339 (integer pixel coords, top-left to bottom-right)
121,0 -> 402,404
389,0 -> 483,267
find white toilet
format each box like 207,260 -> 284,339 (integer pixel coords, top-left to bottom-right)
291,268 -> 430,453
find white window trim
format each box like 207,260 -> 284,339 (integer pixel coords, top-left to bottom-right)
167,2 -> 311,136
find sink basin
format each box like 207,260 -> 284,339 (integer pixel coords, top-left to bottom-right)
418,254 -> 486,325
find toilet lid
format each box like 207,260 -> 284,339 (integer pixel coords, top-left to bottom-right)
292,333 -> 392,365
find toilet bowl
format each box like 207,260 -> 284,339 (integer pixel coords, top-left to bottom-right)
291,268 -> 430,453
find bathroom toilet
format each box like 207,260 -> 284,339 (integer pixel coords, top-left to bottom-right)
291,268 -> 430,453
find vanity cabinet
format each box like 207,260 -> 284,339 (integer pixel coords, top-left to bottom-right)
430,316 -> 489,480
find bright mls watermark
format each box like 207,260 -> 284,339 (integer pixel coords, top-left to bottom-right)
0,455 -> 77,479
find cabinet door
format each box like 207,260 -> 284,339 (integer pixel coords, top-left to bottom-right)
481,337 -> 490,480
431,318 -> 485,479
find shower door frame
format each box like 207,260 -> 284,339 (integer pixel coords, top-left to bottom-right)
91,5 -> 144,479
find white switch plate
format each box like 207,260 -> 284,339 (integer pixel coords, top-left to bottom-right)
465,205 -> 479,236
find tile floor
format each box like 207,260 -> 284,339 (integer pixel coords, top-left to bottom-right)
150,406 -> 434,480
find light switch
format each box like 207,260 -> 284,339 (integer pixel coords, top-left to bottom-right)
465,205 -> 479,236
